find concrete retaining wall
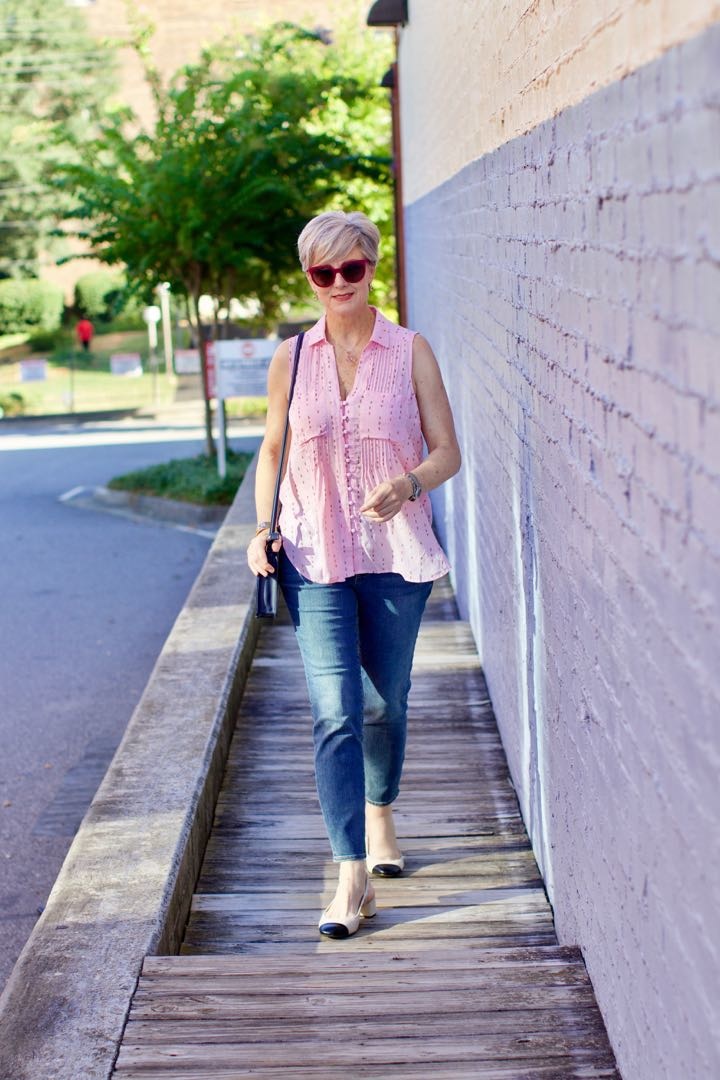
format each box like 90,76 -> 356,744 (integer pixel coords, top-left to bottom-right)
0,458 -> 260,1080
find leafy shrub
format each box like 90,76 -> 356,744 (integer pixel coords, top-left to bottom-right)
225,396 -> 268,419
0,280 -> 64,334
28,327 -> 73,352
74,271 -> 128,323
108,450 -> 253,505
102,309 -> 146,332
0,391 -> 25,417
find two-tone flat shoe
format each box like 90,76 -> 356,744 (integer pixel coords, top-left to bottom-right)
318,880 -> 377,939
366,852 -> 405,877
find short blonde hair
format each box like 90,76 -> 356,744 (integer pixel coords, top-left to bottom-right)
297,211 -> 380,271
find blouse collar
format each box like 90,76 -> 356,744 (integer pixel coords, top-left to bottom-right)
305,307 -> 395,350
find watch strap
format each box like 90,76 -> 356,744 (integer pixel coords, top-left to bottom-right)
406,472 -> 422,501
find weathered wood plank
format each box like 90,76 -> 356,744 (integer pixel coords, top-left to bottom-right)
114,1029 -> 618,1069
114,1061 -> 619,1079
141,943 -> 585,976
132,955 -> 594,993
127,989 -> 604,1019
178,932 -> 560,956
111,578 -> 618,1078
187,885 -> 545,912
122,1009 -> 608,1042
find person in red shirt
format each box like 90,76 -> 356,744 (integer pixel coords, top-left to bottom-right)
75,318 -> 94,352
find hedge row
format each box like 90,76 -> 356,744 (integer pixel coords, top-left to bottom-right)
0,279 -> 64,334
74,271 -> 128,322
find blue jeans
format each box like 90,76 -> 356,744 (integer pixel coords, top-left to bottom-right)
280,551 -> 432,861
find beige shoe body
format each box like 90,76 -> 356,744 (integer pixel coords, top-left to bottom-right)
318,879 -> 377,939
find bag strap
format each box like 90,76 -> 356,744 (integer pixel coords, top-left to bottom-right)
268,331 -> 304,540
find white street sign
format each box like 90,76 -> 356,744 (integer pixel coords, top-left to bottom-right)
19,358 -> 47,382
174,348 -> 201,375
215,339 -> 278,399
110,353 -> 143,377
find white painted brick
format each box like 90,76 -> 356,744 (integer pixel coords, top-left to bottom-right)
693,260 -> 720,335
647,119 -> 675,191
614,122 -> 655,192
702,181 -> 720,261
641,189 -> 684,254
701,403 -> 720,461
669,105 -> 720,185
636,255 -> 674,318
690,468 -> 720,552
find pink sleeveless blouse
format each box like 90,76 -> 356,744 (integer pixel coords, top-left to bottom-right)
278,309 -> 450,584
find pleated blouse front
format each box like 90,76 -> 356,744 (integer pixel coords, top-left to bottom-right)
279,308 -> 450,585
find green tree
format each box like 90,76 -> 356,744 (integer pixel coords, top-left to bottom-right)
0,0 -> 116,278
59,20 -> 393,453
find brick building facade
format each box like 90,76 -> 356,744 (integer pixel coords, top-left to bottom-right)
83,0 -> 360,126
396,4 -> 720,1079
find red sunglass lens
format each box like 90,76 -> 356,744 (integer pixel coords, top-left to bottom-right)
340,261 -> 367,283
310,260 -> 367,287
310,266 -> 335,287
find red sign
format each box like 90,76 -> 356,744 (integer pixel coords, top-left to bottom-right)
204,341 -> 216,399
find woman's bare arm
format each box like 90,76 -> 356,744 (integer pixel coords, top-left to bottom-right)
247,339 -> 290,575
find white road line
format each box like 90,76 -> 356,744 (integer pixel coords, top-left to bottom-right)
62,494 -> 217,540
58,485 -> 86,502
0,429 -> 208,452
176,524 -> 218,540
0,423 -> 265,453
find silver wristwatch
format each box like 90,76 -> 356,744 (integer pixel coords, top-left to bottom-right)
406,472 -> 422,502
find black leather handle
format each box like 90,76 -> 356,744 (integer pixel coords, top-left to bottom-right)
268,331 -> 304,538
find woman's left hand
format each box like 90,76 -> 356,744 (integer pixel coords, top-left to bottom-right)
360,476 -> 412,522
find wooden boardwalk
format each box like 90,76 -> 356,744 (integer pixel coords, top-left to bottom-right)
113,580 -> 620,1078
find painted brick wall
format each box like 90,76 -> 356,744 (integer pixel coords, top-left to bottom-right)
405,26 -> 720,1080
399,0 -> 720,204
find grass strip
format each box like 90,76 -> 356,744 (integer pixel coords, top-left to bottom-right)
108,450 -> 253,506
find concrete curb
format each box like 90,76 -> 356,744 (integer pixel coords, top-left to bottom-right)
0,455 -> 261,1080
92,486 -> 228,528
0,407 -> 142,425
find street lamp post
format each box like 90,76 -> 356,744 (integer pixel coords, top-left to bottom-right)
142,305 -> 162,407
156,282 -> 173,378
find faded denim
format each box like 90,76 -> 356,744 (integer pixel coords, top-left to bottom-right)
280,551 -> 432,861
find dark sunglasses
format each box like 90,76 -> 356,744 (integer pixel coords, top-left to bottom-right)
307,259 -> 371,289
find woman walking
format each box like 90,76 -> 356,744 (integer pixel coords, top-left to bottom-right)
247,211 -> 460,938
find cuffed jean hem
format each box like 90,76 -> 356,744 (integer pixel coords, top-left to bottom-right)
365,795 -> 399,807
333,854 -> 367,863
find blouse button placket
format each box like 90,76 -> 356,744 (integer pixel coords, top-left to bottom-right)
340,398 -> 362,567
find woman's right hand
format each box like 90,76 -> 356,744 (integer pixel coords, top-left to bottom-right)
247,531 -> 283,577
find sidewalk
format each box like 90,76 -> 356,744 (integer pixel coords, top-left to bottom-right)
112,582 -> 620,1078
0,462 -> 620,1078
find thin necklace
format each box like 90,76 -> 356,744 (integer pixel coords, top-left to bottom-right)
329,311 -> 374,365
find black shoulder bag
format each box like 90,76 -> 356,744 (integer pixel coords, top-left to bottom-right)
255,331 -> 304,619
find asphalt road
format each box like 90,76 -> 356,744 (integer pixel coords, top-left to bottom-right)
0,415 -> 261,993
